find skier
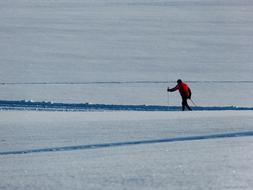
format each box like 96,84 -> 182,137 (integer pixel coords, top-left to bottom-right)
167,79 -> 192,111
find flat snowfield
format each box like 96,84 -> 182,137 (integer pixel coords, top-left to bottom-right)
1,0 -> 253,189
1,110 -> 253,189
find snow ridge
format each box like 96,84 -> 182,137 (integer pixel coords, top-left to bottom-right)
0,100 -> 253,112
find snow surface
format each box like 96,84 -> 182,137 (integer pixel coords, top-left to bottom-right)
1,0 -> 253,189
1,111 -> 253,190
1,0 -> 253,106
1,99 -> 253,112
1,81 -> 253,107
1,0 -> 253,83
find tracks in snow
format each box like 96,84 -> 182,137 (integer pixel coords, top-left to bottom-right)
1,80 -> 253,85
1,131 -> 253,155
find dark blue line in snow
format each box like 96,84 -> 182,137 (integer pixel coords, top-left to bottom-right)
1,131 -> 253,155
1,80 -> 253,85
0,100 -> 253,111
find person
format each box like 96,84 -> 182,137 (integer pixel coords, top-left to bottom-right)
167,79 -> 192,111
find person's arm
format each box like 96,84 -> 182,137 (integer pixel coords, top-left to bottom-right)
167,85 -> 179,92
188,88 -> 192,99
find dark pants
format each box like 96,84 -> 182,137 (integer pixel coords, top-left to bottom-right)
182,97 -> 192,111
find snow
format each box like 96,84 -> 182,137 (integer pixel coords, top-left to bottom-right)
1,99 -> 253,111
1,81 -> 253,107
1,0 -> 253,83
1,111 -> 253,189
1,0 -> 253,189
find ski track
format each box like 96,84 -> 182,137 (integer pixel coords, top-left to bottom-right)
1,80 -> 253,85
0,100 -> 253,112
1,131 -> 253,155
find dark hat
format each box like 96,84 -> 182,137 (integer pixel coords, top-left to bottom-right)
177,79 -> 182,84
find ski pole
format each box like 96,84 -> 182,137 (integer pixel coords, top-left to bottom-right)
167,92 -> 170,107
166,83 -> 170,107
167,76 -> 170,107
190,99 -> 197,106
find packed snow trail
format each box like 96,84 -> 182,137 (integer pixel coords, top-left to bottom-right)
0,100 -> 253,111
1,131 -> 253,155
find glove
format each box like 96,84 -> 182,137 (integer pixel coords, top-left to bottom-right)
167,87 -> 170,92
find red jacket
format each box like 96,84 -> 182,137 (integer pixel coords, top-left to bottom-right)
168,82 -> 191,99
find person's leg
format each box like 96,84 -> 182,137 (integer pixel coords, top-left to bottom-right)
182,97 -> 192,111
185,100 -> 192,111
182,99 -> 186,111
